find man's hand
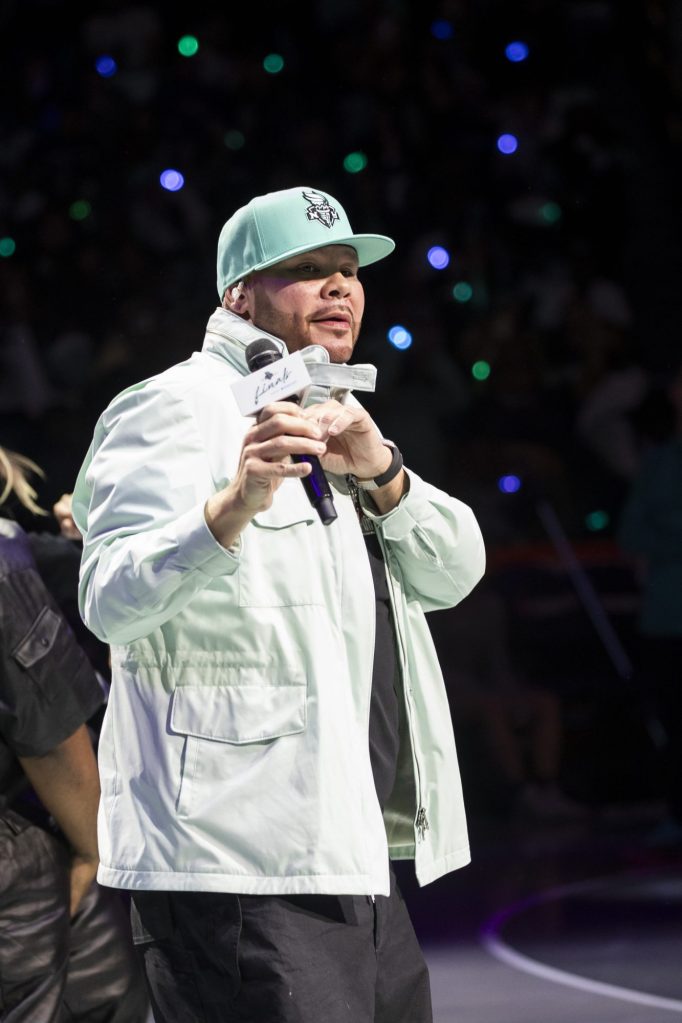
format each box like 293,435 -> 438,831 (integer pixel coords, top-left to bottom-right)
303,400 -> 407,513
204,401 -> 327,548
301,400 -> 392,480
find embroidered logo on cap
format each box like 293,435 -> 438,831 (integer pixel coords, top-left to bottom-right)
302,190 -> 340,229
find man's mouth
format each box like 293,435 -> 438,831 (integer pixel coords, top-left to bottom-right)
311,312 -> 351,328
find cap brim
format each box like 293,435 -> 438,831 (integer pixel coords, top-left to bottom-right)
250,233 -> 395,274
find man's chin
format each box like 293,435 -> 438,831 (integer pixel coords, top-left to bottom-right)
309,328 -> 356,363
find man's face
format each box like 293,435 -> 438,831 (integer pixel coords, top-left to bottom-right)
238,244 -> 365,364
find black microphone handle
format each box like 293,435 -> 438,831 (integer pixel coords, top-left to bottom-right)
292,453 -> 338,526
244,341 -> 337,526
287,391 -> 337,526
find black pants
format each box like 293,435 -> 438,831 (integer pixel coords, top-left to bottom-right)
0,811 -> 149,1022
131,868 -> 432,1023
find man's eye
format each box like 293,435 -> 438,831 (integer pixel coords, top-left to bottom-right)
296,264 -> 317,274
341,268 -> 358,278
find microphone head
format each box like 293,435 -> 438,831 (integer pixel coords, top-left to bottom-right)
245,338 -> 282,372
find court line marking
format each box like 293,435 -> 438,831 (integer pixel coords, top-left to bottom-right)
480,872 -> 682,1013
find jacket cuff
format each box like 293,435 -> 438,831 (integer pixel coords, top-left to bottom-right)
359,469 -> 436,542
172,501 -> 241,578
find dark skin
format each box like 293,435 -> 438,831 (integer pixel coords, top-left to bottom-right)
19,724 -> 100,916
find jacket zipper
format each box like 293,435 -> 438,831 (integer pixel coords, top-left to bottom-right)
372,523 -> 427,847
345,476 -> 380,884
416,806 -> 430,842
349,480 -> 429,862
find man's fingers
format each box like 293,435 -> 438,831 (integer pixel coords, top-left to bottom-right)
242,455 -> 312,482
302,401 -> 362,438
250,410 -> 324,444
323,408 -> 355,436
257,403 -> 323,432
246,432 -> 327,464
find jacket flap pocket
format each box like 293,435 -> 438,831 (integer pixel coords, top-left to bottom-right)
13,607 -> 61,669
170,683 -> 306,744
250,478 -> 315,530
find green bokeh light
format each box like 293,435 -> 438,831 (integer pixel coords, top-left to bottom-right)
178,35 -> 199,57
263,53 -> 284,74
453,281 -> 473,303
343,152 -> 368,174
586,510 -> 610,531
540,201 -> 562,224
69,200 -> 92,221
472,360 -> 491,381
224,130 -> 246,150
0,237 -> 16,257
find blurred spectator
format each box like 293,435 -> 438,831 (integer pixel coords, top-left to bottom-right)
432,579 -> 588,820
0,446 -> 148,1021
618,362 -> 682,839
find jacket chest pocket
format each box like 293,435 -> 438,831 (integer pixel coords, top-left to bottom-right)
238,482 -> 324,608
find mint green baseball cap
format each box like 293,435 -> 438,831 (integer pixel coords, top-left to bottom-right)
216,186 -> 395,298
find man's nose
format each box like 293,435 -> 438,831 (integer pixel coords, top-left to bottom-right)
321,272 -> 351,298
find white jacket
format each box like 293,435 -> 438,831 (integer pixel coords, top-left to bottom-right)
73,308 -> 485,896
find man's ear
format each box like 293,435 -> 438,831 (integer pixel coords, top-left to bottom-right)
222,281 -> 250,318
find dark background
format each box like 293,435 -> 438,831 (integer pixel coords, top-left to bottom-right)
3,0 -> 681,812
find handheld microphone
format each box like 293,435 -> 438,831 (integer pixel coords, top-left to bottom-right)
245,339 -> 338,526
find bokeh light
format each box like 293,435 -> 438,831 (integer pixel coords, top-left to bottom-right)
497,133 -> 518,154
471,360 -> 491,381
0,237 -> 16,258
505,41 -> 529,62
263,53 -> 284,74
69,200 -> 92,221
453,281 -> 473,303
540,201 -> 562,224
160,169 -> 185,192
586,510 -> 610,531
427,246 -> 450,270
431,20 -> 454,40
343,152 -> 367,174
387,325 -> 413,350
224,130 -> 246,150
95,55 -> 117,78
498,475 -> 522,493
178,35 -> 199,58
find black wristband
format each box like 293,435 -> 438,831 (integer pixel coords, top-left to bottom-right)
352,444 -> 403,491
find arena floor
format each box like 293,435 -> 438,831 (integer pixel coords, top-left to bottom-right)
397,803 -> 682,1022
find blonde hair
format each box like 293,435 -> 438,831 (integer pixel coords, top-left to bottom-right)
0,447 -> 48,516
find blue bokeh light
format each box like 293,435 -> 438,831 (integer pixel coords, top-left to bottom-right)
505,41 -> 529,63
387,325 -> 413,350
497,133 -> 519,155
95,55 -> 117,78
427,246 -> 450,270
431,19 -> 454,40
160,169 -> 185,192
498,475 -> 522,494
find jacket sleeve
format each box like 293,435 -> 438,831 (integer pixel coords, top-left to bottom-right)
72,380 -> 240,645
365,468 -> 485,612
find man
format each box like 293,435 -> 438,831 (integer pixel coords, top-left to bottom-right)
73,186 -> 485,1022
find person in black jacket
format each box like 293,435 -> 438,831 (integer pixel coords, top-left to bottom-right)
0,446 -> 148,1022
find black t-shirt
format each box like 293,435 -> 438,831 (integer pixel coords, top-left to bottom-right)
365,531 -> 401,811
0,519 -> 104,806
